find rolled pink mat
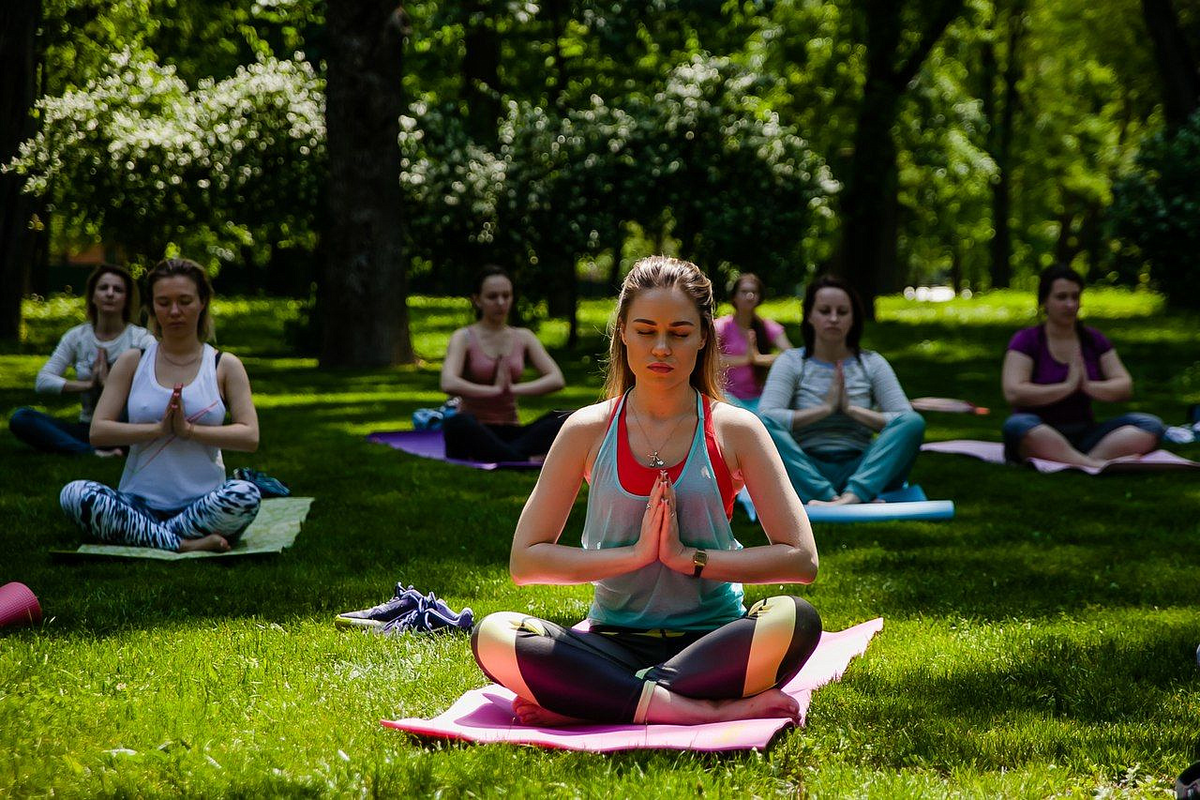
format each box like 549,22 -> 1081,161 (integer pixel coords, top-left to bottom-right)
0,582 -> 42,628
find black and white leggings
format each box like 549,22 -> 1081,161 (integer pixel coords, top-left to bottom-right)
472,595 -> 822,723
59,479 -> 261,551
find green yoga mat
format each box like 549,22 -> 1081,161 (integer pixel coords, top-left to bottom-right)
51,497 -> 314,561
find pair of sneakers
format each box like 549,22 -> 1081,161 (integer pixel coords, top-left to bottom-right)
335,583 -> 474,634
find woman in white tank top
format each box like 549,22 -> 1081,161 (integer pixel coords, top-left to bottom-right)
59,259 -> 261,553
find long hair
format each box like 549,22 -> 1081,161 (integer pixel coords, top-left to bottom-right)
800,274 -> 865,359
603,256 -> 723,400
730,272 -> 773,389
1036,262 -> 1092,353
84,264 -> 138,325
144,258 -> 215,341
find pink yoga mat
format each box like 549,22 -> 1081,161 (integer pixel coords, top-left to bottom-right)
367,430 -> 542,471
382,618 -> 883,752
921,440 -> 1200,475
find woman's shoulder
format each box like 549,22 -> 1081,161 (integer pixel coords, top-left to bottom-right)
59,322 -> 92,344
710,398 -> 762,432
556,399 -> 617,441
1007,325 -> 1041,351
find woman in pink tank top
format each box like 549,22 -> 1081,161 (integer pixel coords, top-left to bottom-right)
440,266 -> 569,462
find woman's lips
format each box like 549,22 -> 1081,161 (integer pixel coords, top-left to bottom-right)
648,363 -> 673,373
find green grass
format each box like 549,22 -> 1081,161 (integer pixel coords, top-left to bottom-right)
2,290 -> 1199,798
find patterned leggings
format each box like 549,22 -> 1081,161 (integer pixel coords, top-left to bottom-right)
59,479 -> 261,551
472,595 -> 822,723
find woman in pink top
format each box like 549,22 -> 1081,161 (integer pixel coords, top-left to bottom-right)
440,266 -> 569,462
714,273 -> 793,412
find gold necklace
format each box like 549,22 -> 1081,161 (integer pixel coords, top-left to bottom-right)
159,347 -> 203,367
628,391 -> 694,468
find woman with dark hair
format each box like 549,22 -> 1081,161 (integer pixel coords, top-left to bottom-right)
758,275 -> 925,506
1000,264 -> 1163,466
715,273 -> 793,412
440,266 -> 569,462
58,258 -> 261,553
9,264 -> 154,456
470,256 -> 822,727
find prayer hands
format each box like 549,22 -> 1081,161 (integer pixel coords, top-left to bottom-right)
634,471 -> 671,568
1066,352 -> 1086,392
824,362 -> 848,414
161,383 -> 194,439
493,360 -> 512,396
655,477 -> 691,574
92,348 -> 110,388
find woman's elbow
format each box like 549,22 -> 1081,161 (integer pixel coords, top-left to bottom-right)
509,554 -> 535,585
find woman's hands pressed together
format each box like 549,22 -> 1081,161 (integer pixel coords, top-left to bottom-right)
634,471 -> 694,575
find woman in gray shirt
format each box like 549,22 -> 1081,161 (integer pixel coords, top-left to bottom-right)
758,275 -> 925,505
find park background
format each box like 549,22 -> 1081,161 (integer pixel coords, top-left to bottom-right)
2,0 -> 1199,797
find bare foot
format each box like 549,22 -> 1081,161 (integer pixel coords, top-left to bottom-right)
713,689 -> 800,722
178,533 -> 230,553
512,696 -> 587,727
809,492 -> 862,507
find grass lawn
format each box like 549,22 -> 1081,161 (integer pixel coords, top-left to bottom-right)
1,289 -> 1198,798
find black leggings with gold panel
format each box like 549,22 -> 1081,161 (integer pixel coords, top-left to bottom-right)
471,595 -> 821,723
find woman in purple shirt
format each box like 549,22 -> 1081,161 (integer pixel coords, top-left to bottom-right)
1000,264 -> 1163,467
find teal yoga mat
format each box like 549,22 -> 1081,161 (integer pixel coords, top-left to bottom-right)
738,485 -> 954,524
51,497 -> 314,561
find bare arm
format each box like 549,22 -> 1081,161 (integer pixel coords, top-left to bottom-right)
1001,350 -> 1079,407
510,329 -> 565,397
1083,349 -> 1133,402
90,350 -> 166,446
509,404 -> 660,585
179,354 -> 259,451
658,406 -> 818,584
439,328 -> 503,399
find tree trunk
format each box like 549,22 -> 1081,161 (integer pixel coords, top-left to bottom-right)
1141,0 -> 1200,128
462,0 -> 501,145
982,3 -> 1023,289
319,1 -> 414,366
837,0 -> 964,318
0,0 -> 41,340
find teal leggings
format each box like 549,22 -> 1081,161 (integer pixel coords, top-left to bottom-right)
762,411 -> 926,502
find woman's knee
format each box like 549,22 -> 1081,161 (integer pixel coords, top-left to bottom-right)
1124,412 -> 1165,440
223,479 -> 262,512
471,611 -> 537,689
8,407 -> 37,436
59,480 -> 104,521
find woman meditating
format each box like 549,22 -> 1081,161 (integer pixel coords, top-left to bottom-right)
471,256 -> 822,726
9,264 -> 154,456
758,275 -> 925,506
715,273 -> 793,413
59,258 -> 261,553
1000,264 -> 1163,467
440,266 -> 569,462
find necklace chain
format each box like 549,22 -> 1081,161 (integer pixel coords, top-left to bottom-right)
629,392 -> 693,468
159,347 -> 203,367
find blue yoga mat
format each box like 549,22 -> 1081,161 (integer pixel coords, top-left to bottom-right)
737,484 -> 954,524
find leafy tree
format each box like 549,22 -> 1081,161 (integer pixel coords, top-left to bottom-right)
1109,109 -> 1200,308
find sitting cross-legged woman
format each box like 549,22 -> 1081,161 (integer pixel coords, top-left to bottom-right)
1000,263 -> 1164,467
440,266 -> 569,462
9,264 -> 154,456
471,256 -> 822,726
59,258 -> 261,553
758,275 -> 925,506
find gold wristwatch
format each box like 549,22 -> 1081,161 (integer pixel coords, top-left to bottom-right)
692,548 -> 708,578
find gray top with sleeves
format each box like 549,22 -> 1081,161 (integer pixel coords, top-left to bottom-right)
35,322 -> 156,422
758,348 -> 913,454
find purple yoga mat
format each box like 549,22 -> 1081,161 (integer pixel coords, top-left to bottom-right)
367,430 -> 542,471
381,618 -> 883,752
921,440 -> 1200,475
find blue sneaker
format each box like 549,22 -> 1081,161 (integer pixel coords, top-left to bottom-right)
335,584 -> 424,629
378,593 -> 474,635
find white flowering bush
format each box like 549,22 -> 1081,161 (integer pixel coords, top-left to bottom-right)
8,50 -> 325,267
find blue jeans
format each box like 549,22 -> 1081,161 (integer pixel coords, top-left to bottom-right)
1001,412 -> 1165,462
762,411 -> 926,502
8,407 -> 93,455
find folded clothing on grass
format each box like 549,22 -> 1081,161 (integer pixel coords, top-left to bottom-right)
921,440 -> 1200,475
51,497 -> 314,561
366,430 -> 542,471
382,618 -> 883,753
739,484 -> 954,524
